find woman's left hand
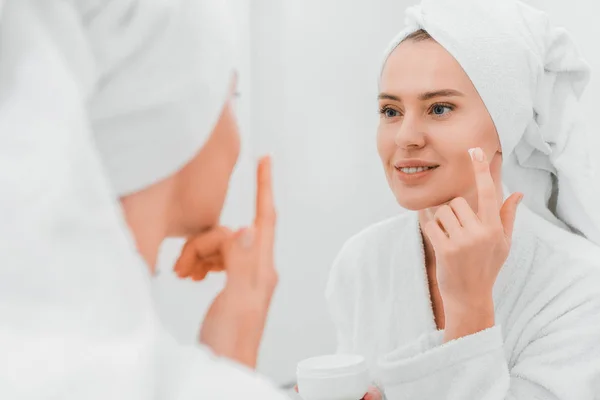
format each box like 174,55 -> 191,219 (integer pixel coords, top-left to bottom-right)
423,147 -> 523,339
173,226 -> 233,281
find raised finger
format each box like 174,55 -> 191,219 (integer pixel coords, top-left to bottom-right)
469,147 -> 500,225
254,156 -> 276,242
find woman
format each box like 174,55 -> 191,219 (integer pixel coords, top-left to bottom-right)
0,0 -> 286,398
326,1 -> 600,399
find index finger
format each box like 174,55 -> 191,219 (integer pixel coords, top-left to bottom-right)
254,156 -> 277,232
469,147 -> 500,224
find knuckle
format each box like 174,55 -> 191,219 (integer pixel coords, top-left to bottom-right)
437,204 -> 452,215
450,197 -> 467,207
424,221 -> 438,235
425,220 -> 437,230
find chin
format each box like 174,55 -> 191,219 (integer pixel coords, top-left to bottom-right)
193,209 -> 222,235
175,199 -> 223,237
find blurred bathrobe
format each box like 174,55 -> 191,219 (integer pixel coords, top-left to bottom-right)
0,1 -> 287,399
327,0 -> 600,399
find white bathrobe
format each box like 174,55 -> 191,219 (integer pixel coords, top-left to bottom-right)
326,205 -> 600,399
0,1 -> 287,399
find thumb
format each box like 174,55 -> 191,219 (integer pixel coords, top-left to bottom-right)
499,193 -> 523,241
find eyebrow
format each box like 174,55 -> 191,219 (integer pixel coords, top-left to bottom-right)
378,89 -> 464,102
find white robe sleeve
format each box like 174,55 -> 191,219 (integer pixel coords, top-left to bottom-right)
377,276 -> 600,399
157,332 -> 291,400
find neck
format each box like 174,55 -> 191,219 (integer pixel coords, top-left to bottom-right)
119,180 -> 174,272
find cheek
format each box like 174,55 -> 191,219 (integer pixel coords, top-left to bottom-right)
428,110 -> 498,159
376,124 -> 396,163
466,104 -> 500,151
427,123 -> 471,162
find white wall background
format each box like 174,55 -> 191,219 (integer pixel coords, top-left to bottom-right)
152,0 -> 600,389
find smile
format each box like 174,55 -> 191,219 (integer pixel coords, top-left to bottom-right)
394,165 -> 440,184
397,166 -> 439,174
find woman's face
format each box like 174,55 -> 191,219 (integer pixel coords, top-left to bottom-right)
377,38 -> 502,210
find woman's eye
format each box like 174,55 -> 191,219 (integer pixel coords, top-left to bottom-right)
381,107 -> 400,118
431,104 -> 453,116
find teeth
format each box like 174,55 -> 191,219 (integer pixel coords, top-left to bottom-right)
399,166 -> 436,174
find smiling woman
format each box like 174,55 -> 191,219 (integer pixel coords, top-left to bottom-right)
377,32 -> 501,211
325,1 -> 600,400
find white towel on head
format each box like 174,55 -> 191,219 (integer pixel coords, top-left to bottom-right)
84,0 -> 236,196
381,0 -> 600,246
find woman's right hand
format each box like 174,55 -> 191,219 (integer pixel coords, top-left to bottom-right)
199,156 -> 278,369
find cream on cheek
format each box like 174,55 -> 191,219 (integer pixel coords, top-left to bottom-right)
423,109 -> 482,195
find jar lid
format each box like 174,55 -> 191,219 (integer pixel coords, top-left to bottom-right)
297,354 -> 367,378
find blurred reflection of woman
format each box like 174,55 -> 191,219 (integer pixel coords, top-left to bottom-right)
0,1 -> 286,399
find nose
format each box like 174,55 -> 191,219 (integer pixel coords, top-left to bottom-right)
394,115 -> 426,149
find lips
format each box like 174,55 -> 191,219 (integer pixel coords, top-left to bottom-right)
396,165 -> 439,174
394,161 -> 440,169
393,163 -> 440,184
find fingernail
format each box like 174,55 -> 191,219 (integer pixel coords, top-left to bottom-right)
517,193 -> 524,205
468,147 -> 484,162
239,228 -> 254,248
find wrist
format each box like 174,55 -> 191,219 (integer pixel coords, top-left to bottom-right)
442,293 -> 494,318
443,298 -> 495,342
200,290 -> 268,369
227,306 -> 267,369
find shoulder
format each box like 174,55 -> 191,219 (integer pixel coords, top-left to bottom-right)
525,210 -> 600,275
515,208 -> 600,308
